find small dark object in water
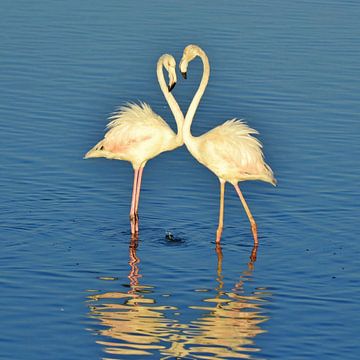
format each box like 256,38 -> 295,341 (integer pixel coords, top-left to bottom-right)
166,231 -> 175,241
165,231 -> 183,243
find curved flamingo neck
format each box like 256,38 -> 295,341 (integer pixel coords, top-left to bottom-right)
183,48 -> 210,143
156,57 -> 184,146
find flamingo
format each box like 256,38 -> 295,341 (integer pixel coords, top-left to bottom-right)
179,44 -> 276,245
85,54 -> 184,235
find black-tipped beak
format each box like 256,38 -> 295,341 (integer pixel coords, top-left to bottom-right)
168,82 -> 176,92
181,71 -> 187,79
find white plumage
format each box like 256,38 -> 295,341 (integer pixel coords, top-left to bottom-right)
190,119 -> 275,185
85,102 -> 178,168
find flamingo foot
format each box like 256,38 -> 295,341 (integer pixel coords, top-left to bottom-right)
250,245 -> 258,263
130,214 -> 136,235
216,227 -> 223,243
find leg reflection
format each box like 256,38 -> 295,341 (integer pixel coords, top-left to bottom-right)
128,237 -> 141,297
215,244 -> 224,297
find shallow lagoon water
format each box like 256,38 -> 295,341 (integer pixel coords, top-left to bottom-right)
1,0 -> 359,359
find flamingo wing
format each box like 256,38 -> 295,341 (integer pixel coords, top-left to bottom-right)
107,102 -> 169,130
197,119 -> 275,184
85,102 -> 175,163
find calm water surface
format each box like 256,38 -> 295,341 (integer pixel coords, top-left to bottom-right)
1,0 -> 359,359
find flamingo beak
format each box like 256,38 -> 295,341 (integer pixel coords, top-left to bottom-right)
181,72 -> 187,79
168,82 -> 176,92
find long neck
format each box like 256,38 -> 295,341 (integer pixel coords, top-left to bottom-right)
183,49 -> 210,143
156,60 -> 184,146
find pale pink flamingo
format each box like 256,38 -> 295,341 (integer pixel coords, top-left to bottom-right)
180,45 -> 276,245
85,54 -> 184,235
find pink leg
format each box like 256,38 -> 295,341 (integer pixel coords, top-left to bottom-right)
233,183 -> 258,246
129,169 -> 139,235
216,179 -> 226,243
133,166 -> 144,233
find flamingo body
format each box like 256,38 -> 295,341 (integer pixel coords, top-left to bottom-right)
84,102 -> 180,169
187,119 -> 276,186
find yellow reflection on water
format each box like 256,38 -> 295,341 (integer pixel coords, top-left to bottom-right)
88,239 -> 177,357
88,241 -> 270,359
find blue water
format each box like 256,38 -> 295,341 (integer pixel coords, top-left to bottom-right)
1,0 -> 359,359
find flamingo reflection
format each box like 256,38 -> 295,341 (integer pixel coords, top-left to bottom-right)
88,238 -> 177,357
88,242 -> 270,359
162,245 -> 269,359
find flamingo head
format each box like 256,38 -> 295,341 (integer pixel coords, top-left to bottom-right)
161,54 -> 177,92
179,44 -> 202,79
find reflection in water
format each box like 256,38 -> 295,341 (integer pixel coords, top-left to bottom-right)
162,246 -> 269,360
88,241 -> 271,359
88,238 -> 177,357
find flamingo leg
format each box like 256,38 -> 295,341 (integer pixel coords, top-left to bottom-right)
134,166 -> 144,233
216,179 -> 225,243
234,183 -> 258,246
129,169 -> 139,235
